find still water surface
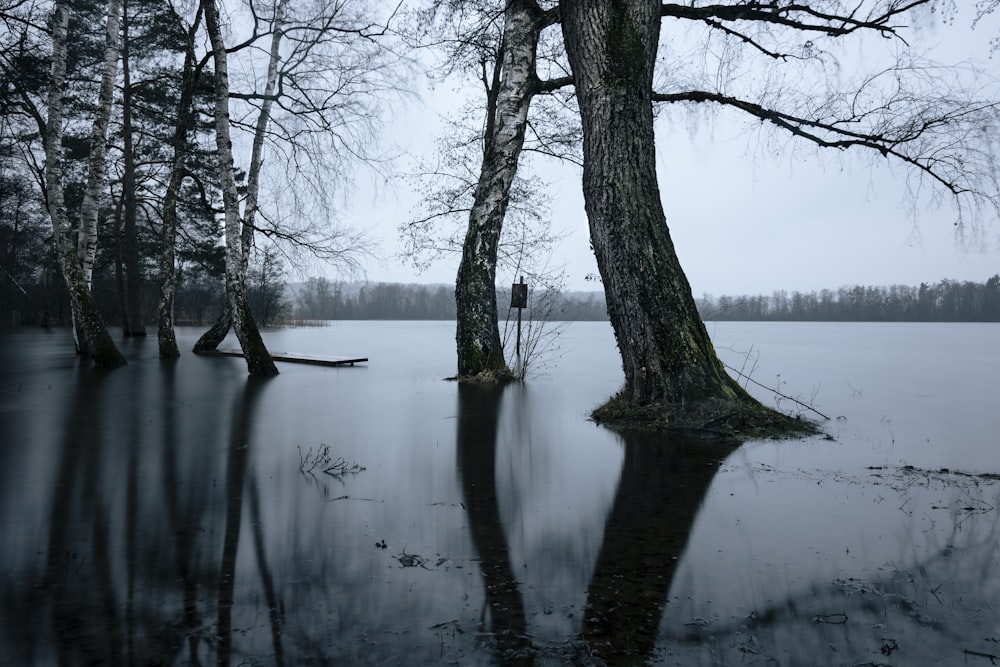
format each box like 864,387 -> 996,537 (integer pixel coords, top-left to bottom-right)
0,321 -> 997,665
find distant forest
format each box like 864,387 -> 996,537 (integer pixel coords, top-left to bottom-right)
288,278 -> 610,322
286,275 -> 1000,323
4,272 -> 998,327
694,276 -> 1000,322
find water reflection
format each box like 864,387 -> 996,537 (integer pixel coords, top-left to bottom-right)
0,351 -> 287,664
216,377 -> 280,667
455,382 -> 738,664
6,324 -> 993,664
456,383 -> 533,664
581,431 -> 738,663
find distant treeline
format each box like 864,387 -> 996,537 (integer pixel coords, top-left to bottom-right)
695,276 -> 1000,322
290,277 -> 611,321
291,276 -> 1000,323
6,273 -> 996,327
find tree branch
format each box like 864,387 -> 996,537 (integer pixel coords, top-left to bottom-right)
652,88 -> 999,196
661,0 -> 932,41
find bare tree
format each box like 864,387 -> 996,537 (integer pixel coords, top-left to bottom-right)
43,0 -> 126,367
402,0 -> 575,380
157,2 -> 203,358
558,0 -> 1000,433
200,0 -> 279,376
192,0 -> 399,364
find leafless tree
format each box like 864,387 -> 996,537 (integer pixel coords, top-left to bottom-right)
41,0 -> 126,367
559,0 -> 1000,433
400,0 -> 577,379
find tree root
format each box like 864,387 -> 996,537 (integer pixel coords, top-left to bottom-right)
449,368 -> 518,384
591,393 -> 821,441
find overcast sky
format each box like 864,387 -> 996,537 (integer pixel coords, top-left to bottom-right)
335,3 -> 1000,297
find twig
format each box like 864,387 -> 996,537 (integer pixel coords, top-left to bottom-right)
724,362 -> 830,420
963,649 -> 1000,663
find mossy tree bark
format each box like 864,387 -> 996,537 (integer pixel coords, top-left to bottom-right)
560,0 -> 767,428
455,0 -> 554,379
44,0 -> 126,368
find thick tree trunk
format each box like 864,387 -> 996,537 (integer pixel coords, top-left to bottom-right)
44,0 -> 126,368
203,0 -> 277,376
455,0 -> 542,379
561,0 -> 778,430
157,14 -> 200,359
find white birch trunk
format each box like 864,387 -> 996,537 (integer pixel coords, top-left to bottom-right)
45,0 -> 126,367
243,0 -> 287,241
157,11 -> 202,359
78,0 -> 123,289
203,0 -> 278,376
455,0 -> 542,378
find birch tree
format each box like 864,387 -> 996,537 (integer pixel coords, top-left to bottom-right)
77,0 -> 122,303
192,0 -> 396,364
44,0 -> 126,367
403,0 -> 575,379
452,0 -> 561,379
157,4 -> 203,358
201,0 -> 279,376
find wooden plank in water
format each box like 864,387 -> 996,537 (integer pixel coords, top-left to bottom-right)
201,349 -> 368,367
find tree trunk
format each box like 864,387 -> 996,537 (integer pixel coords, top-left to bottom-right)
44,0 -> 126,368
78,0 -> 123,290
120,0 -> 146,337
202,0 -> 277,377
455,0 -> 542,379
560,0 -> 776,430
157,9 -> 202,359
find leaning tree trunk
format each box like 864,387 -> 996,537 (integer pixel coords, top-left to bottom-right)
561,0 -> 770,429
455,0 -> 542,379
44,0 -> 126,368
78,0 -> 122,294
203,0 -> 277,376
158,9 -> 201,358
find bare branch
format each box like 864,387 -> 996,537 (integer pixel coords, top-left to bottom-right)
652,87 -> 1000,202
661,1 -> 933,42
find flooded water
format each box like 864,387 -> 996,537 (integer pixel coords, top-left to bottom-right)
0,321 -> 997,665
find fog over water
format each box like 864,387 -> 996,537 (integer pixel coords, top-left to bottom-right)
0,321 -> 997,664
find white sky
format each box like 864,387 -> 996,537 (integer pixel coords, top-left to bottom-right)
334,4 -> 1000,297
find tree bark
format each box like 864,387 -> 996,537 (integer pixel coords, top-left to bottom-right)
202,0 -> 277,376
560,0 -> 771,429
158,8 -> 202,359
119,0 -> 146,337
455,0 -> 544,379
78,0 -> 123,290
44,0 -> 126,368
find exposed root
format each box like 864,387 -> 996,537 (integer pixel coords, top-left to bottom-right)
448,367 -> 518,384
591,393 -> 821,441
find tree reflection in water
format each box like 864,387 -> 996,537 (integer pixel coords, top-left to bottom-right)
455,382 -> 739,665
3,328 -> 994,665
1,356 -> 289,665
580,430 -> 738,663
456,382 -> 534,664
